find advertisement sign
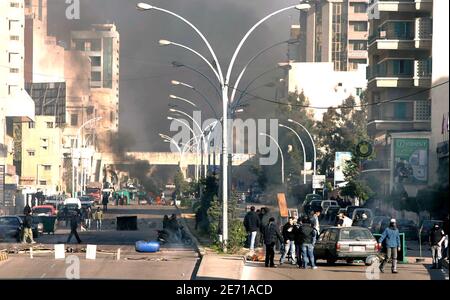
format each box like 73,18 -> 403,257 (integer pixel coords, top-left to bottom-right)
393,138 -> 429,184
312,175 -> 326,189
334,152 -> 352,182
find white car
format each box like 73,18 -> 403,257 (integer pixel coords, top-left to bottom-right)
63,198 -> 82,209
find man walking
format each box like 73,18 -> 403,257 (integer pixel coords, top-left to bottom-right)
429,223 -> 446,269
67,210 -> 82,244
378,219 -> 401,274
243,206 -> 260,253
22,211 -> 36,244
280,217 -> 297,265
263,217 -> 283,268
299,217 -> 317,269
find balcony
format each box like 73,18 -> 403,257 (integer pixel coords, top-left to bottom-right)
368,0 -> 432,15
367,100 -> 431,134
369,18 -> 432,51
348,49 -> 368,59
367,59 -> 431,88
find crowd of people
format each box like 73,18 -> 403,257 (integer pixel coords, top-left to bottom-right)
243,206 -> 448,271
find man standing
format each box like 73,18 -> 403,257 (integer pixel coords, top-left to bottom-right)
429,223 -> 446,269
310,209 -> 321,244
93,207 -> 103,231
243,206 -> 260,252
67,210 -> 82,244
22,212 -> 36,244
102,193 -> 109,212
263,217 -> 283,268
299,217 -> 317,269
378,219 -> 401,274
280,217 -> 297,265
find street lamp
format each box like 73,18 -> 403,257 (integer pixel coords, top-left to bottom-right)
171,80 -> 219,118
169,94 -> 198,108
287,118 -> 317,193
137,1 -> 310,250
279,124 -> 307,184
260,133 -> 285,184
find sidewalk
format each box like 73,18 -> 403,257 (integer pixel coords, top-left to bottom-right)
177,206 -> 246,280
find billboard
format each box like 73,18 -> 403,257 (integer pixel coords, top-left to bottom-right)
393,138 -> 429,184
334,152 -> 352,182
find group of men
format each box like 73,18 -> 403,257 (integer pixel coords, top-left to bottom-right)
244,206 -> 448,272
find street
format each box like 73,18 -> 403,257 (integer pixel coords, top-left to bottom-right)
0,205 -> 200,280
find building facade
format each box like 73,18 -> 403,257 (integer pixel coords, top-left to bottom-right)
363,0 -> 433,197
1,0 -> 35,214
291,0 -> 369,71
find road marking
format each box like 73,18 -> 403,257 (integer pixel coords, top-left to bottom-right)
40,273 -> 46,278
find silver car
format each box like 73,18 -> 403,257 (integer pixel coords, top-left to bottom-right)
314,226 -> 380,265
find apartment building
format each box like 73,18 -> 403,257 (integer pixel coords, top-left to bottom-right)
70,24 -> 120,142
363,0 -> 433,197
17,116 -> 63,195
291,0 -> 369,71
0,0 -> 35,213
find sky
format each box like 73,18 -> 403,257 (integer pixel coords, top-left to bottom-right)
48,0 -> 301,151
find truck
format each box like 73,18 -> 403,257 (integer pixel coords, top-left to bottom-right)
86,182 -> 103,204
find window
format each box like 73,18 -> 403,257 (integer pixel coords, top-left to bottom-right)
28,122 -> 35,129
356,88 -> 363,97
10,2 -> 20,8
46,122 -> 54,128
392,60 -> 413,76
352,21 -> 368,32
8,52 -> 20,64
10,68 -> 19,73
91,71 -> 102,82
91,56 -> 101,67
90,39 -> 101,51
8,85 -> 18,95
10,35 -> 19,41
352,3 -> 367,13
351,40 -> 367,51
74,40 -> 85,51
393,22 -> 413,39
70,114 -> 78,126
39,181 -> 47,186
9,20 -> 20,31
43,165 -> 51,171
28,150 -> 35,156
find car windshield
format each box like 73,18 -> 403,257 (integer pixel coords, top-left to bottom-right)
33,208 -> 52,214
0,217 -> 20,226
340,228 -> 373,240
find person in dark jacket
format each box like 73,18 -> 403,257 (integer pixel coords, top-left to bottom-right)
22,212 -> 36,244
378,219 -> 400,273
243,206 -> 261,252
23,204 -> 32,215
102,193 -> 109,212
280,217 -> 297,265
263,217 -> 283,268
258,207 -> 268,247
429,223 -> 446,269
67,209 -> 82,244
294,218 -> 304,267
299,217 -> 317,269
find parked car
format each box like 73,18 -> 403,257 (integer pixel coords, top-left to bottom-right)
18,215 -> 43,238
79,196 -> 94,208
397,219 -> 419,240
32,205 -> 57,216
303,200 -> 323,216
345,206 -> 360,219
321,200 -> 339,210
57,203 -> 80,222
321,206 -> 341,227
0,216 -> 23,242
314,226 -> 380,265
368,216 -> 390,234
302,193 -> 322,207
64,198 -> 81,209
44,195 -> 66,208
419,220 -> 444,244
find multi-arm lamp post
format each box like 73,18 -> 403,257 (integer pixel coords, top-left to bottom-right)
137,1 -> 311,250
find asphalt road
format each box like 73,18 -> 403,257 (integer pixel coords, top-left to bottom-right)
0,204 -> 200,280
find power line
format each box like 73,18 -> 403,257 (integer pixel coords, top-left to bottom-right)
228,81 -> 449,110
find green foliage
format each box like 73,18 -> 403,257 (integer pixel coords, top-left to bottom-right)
174,170 -> 188,197
340,150 -> 374,202
227,220 -> 247,253
207,196 -> 222,244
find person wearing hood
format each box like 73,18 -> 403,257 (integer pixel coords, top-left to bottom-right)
243,206 -> 261,252
429,223 -> 446,269
263,217 -> 283,268
378,219 -> 401,274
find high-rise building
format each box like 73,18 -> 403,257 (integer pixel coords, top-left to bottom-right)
70,24 -> 120,138
0,0 -> 35,213
363,0 -> 433,197
290,0 -> 369,71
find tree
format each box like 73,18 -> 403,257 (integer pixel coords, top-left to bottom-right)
174,170 -> 187,197
340,153 -> 374,203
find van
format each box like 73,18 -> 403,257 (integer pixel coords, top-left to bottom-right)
63,198 -> 81,209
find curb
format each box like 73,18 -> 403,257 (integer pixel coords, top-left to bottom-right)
176,205 -> 206,257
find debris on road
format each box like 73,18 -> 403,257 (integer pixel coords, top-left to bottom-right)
0,251 -> 8,262
124,257 -> 168,262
